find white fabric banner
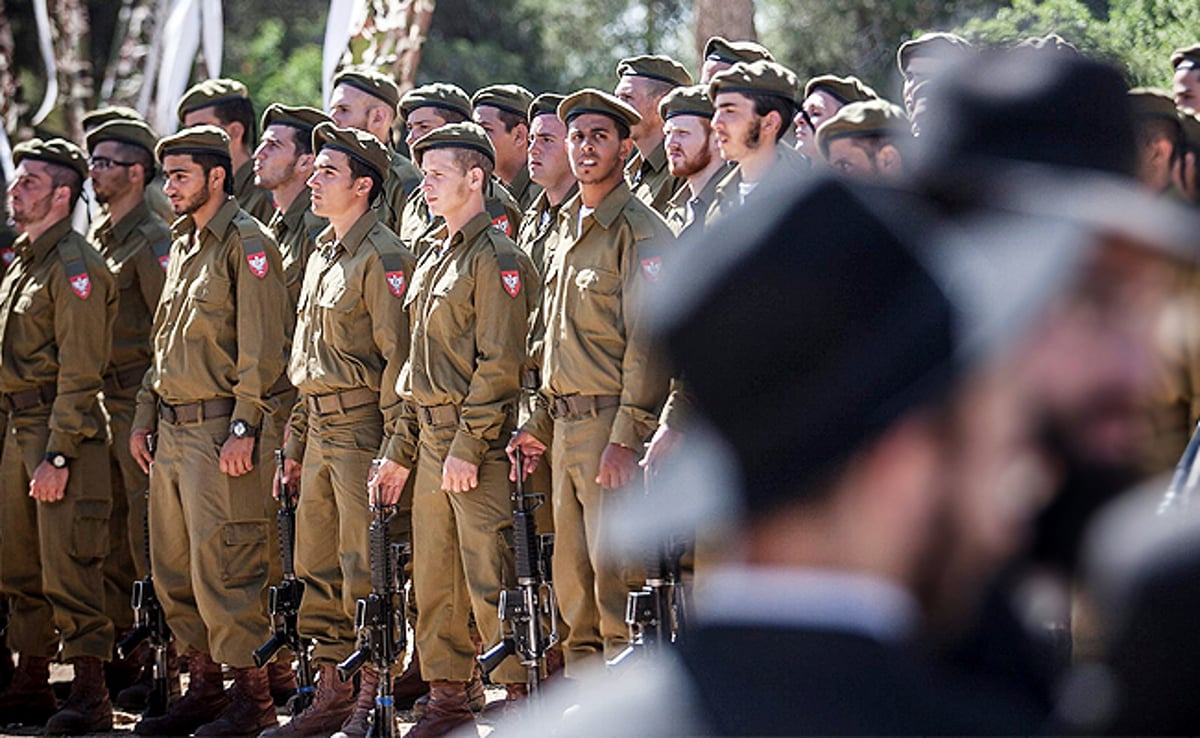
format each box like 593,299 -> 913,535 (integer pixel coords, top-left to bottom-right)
323,0 -> 368,108
153,0 -> 201,134
31,0 -> 59,126
201,0 -> 223,79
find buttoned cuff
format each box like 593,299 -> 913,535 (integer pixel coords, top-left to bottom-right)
382,434 -> 416,469
47,431 -> 81,459
449,431 -> 488,467
609,406 -> 655,450
522,405 -> 554,447
232,399 -> 264,428
283,432 -> 306,462
132,401 -> 158,433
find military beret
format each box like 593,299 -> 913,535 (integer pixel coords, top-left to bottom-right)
529,93 -> 566,120
557,89 -> 642,130
816,99 -> 908,158
312,122 -> 391,180
85,119 -> 158,157
177,78 -> 250,122
803,75 -> 879,105
410,121 -> 496,166
704,36 -> 774,65
708,60 -> 799,104
659,85 -> 714,121
399,83 -> 472,123
1129,88 -> 1182,121
155,124 -> 231,164
1171,44 -> 1200,70
333,67 -> 401,110
1181,108 -> 1200,150
1014,33 -> 1078,55
82,105 -> 144,131
12,137 -> 88,181
616,55 -> 693,87
896,32 -> 973,73
261,104 -> 332,138
472,84 -> 535,120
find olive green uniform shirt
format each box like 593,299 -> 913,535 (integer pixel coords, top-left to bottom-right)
0,218 -> 117,456
507,166 -> 543,212
663,165 -> 729,240
379,150 -> 423,235
398,180 -> 524,259
626,140 -> 682,217
517,184 -> 578,390
134,197 -> 292,431
268,189 -> 327,311
233,160 -> 277,225
706,143 -> 810,227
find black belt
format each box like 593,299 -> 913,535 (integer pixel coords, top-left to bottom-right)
104,364 -> 149,394
521,368 -> 540,391
0,383 -> 56,413
158,397 -> 236,425
307,387 -> 379,416
549,394 -> 619,420
267,374 -> 293,398
418,404 -> 459,427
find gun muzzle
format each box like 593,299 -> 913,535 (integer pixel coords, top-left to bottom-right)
252,632 -> 286,669
337,647 -> 369,683
116,624 -> 151,660
477,637 -> 516,676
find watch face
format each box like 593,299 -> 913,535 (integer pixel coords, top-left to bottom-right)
232,421 -> 250,437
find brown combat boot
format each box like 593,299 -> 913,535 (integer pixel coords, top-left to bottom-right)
193,665 -> 277,736
390,646 -> 428,709
482,682 -> 527,717
331,666 -> 380,738
45,656 -> 113,735
406,680 -> 474,738
261,663 -> 353,737
0,654 -> 57,725
414,661 -> 484,720
134,651 -> 227,735
115,639 -> 181,713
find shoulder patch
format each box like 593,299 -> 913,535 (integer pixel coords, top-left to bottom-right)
0,244 -> 14,266
379,251 -> 407,299
57,240 -> 93,299
137,220 -> 172,272
495,249 -> 521,299
235,216 -> 270,279
486,198 -> 515,237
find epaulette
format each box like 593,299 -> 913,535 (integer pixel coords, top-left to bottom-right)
624,204 -> 663,245
493,244 -> 523,299
234,213 -> 271,279
136,219 -> 172,271
57,235 -> 95,300
485,197 -> 515,238
378,249 -> 408,300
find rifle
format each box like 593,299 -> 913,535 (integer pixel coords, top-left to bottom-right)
338,476 -> 407,738
478,448 -> 558,695
252,450 -> 314,712
1160,420 -> 1200,515
115,433 -> 173,717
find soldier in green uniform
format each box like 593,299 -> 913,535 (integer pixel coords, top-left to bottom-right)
896,32 -> 973,114
328,67 -> 423,235
1129,88 -> 1184,196
84,119 -> 176,710
699,35 -> 775,84
1172,44 -> 1200,112
0,138 -> 118,733
177,79 -> 276,225
129,125 -> 292,736
615,55 -> 693,216
659,86 -> 728,241
82,106 -> 175,225
472,84 -> 542,210
815,99 -> 909,180
371,122 -> 537,735
794,74 -> 879,162
508,90 -> 674,672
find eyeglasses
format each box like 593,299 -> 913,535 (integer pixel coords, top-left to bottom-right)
88,157 -> 137,171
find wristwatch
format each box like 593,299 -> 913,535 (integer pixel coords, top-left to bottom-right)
45,452 -> 68,469
229,419 -> 254,439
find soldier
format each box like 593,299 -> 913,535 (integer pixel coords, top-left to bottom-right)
473,84 -> 542,210
1129,89 -> 1184,195
82,106 -> 175,225
794,74 -> 879,162
698,36 -> 775,85
1171,44 -> 1200,112
507,90 -> 674,672
129,125 -> 291,736
84,119 -> 176,711
369,122 -> 537,735
615,55 -> 693,216
177,79 -> 276,225
254,104 -> 332,309
896,32 -> 974,114
264,123 -> 415,736
1176,109 -> 1200,204
816,99 -> 909,180
328,67 -> 423,234
659,85 -> 728,240
0,138 -> 117,732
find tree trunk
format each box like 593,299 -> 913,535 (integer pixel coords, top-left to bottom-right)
348,0 -> 436,95
51,0 -> 92,141
694,0 -> 756,61
0,0 -> 17,134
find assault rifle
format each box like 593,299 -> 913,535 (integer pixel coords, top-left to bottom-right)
478,448 -> 558,694
252,450 -> 314,713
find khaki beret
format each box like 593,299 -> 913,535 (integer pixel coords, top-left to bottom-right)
557,89 -> 642,130
529,93 -> 566,120
816,99 -> 908,159
1130,87 -> 1181,121
703,36 -> 774,66
155,124 -> 231,164
1172,44 -> 1200,71
312,121 -> 391,180
261,104 -> 332,139
472,84 -> 535,120
177,78 -> 250,122
1014,33 -> 1078,55
85,119 -> 158,157
12,137 -> 88,181
659,85 -> 714,121
333,67 -> 401,110
400,82 -> 473,122
616,54 -> 694,87
410,121 -> 496,166
82,105 -> 144,131
896,32 -> 973,73
803,75 -> 879,105
1180,108 -> 1200,150
708,60 -> 799,104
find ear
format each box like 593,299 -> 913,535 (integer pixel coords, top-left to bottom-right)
128,162 -> 146,189
512,122 -> 529,148
878,144 -> 903,175
763,110 -> 784,139
225,121 -> 245,146
619,137 -> 635,162
468,166 -> 486,192
208,165 -> 225,192
354,175 -> 372,198
295,152 -> 316,177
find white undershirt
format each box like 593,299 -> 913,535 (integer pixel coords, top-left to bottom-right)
737,180 -> 759,206
578,205 -> 595,239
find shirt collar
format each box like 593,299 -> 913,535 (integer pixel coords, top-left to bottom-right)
562,181 -> 632,232
17,216 -> 73,264
338,208 -> 379,255
279,188 -> 312,232
109,200 -> 153,247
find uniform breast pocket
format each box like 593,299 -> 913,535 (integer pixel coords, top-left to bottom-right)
429,274 -> 474,331
187,271 -> 231,307
14,286 -> 48,315
573,266 -> 623,331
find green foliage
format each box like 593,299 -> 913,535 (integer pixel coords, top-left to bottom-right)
222,2 -> 326,108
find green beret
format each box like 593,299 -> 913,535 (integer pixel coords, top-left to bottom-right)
12,138 -> 88,181
708,60 -> 799,105
472,84 -> 535,120
410,121 -> 496,167
1181,108 -> 1200,150
177,78 -> 250,122
85,119 -> 158,157
82,105 -> 144,131
155,124 -> 231,164
1129,87 -> 1181,121
803,75 -> 879,105
333,67 -> 401,110
312,121 -> 391,180
659,85 -> 714,121
616,54 -> 693,87
399,83 -> 472,122
703,36 -> 774,66
815,99 -> 908,159
529,93 -> 566,120
896,32 -> 973,74
557,89 -> 642,130
1172,44 -> 1200,71
1014,33 -> 1078,55
261,104 -> 332,139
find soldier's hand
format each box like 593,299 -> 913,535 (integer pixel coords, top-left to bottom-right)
273,457 -> 302,500
442,455 -> 479,493
597,443 -> 640,490
219,436 -> 256,477
368,458 -> 409,507
506,431 -> 547,481
29,461 -> 69,503
640,425 -> 683,475
130,428 -> 154,474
